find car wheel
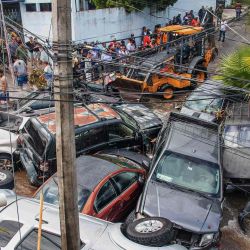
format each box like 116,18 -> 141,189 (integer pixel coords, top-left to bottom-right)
124,217 -> 174,247
0,170 -> 14,189
125,210 -> 136,224
0,154 -> 13,173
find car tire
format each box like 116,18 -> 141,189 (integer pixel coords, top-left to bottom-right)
124,217 -> 174,247
125,210 -> 136,224
0,154 -> 13,173
0,170 -> 14,189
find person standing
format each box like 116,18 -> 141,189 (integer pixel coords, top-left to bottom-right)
235,2 -> 242,20
43,61 -> 53,89
13,57 -> 28,89
126,38 -> 136,53
25,36 -> 35,66
0,69 -> 9,104
218,20 -> 227,42
84,51 -> 92,82
198,6 -> 205,22
216,4 -> 224,24
16,44 -> 28,64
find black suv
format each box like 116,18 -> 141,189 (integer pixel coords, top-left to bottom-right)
18,104 -> 147,186
130,112 -> 223,249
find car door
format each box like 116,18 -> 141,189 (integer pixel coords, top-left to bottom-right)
110,171 -> 141,220
92,180 -> 123,222
75,126 -> 108,155
106,122 -> 142,151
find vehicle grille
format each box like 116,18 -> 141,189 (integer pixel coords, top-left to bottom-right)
174,228 -> 200,248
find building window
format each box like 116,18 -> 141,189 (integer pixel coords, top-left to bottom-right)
40,3 -> 52,12
26,3 -> 37,12
79,0 -> 86,11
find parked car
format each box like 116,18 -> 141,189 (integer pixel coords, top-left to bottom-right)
221,102 -> 250,191
0,189 -> 187,250
127,112 -> 223,249
0,112 -> 29,172
18,104 -> 148,186
12,90 -> 122,117
112,104 -> 162,141
34,154 -> 147,222
180,82 -> 227,123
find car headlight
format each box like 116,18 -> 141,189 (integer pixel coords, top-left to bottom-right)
199,233 -> 214,247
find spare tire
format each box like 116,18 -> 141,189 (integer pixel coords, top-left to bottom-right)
124,217 -> 174,247
0,170 -> 14,189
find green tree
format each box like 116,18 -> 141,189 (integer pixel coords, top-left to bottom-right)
217,46 -> 250,89
91,0 -> 178,11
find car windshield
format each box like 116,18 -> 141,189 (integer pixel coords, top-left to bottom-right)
127,69 -> 147,82
153,151 -> 220,196
224,125 -> 250,148
23,119 -> 48,156
35,177 -> 91,211
185,92 -> 223,113
116,110 -> 137,129
96,154 -> 142,169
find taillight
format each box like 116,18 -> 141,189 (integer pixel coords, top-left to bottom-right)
39,161 -> 49,172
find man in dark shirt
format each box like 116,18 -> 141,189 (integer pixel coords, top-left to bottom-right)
25,36 -> 35,66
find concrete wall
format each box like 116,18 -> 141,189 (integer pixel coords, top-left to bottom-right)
20,0 -> 227,43
20,1 -> 52,41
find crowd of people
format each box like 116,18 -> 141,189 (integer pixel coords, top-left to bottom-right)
0,32 -> 53,104
0,2 -> 244,103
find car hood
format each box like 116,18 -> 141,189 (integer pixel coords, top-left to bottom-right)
180,106 -> 217,123
143,181 -> 222,233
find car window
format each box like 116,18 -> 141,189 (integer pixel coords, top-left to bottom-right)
108,124 -> 134,141
94,180 -> 117,212
224,125 -> 250,148
76,127 -> 106,152
15,229 -> 61,250
112,172 -> 138,194
0,220 -> 23,247
35,177 -> 91,211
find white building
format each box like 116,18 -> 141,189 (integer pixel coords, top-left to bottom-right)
8,0 -> 230,43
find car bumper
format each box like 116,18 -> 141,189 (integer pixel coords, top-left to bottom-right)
20,151 -> 40,186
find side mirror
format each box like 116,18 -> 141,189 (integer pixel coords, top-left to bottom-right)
142,160 -> 150,171
0,193 -> 7,208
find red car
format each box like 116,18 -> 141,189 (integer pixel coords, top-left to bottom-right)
34,154 -> 147,222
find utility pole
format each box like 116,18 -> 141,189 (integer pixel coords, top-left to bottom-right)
52,0 -> 80,249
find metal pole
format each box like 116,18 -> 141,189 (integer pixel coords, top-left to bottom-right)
52,0 -> 80,249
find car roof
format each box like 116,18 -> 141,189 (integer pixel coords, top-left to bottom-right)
36,104 -> 120,134
166,117 -> 219,164
0,197 -> 109,249
76,155 -> 121,190
114,104 -> 162,130
225,102 -> 250,126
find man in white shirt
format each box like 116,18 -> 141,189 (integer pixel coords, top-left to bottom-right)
218,21 -> 227,42
126,38 -> 136,53
13,57 -> 28,89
